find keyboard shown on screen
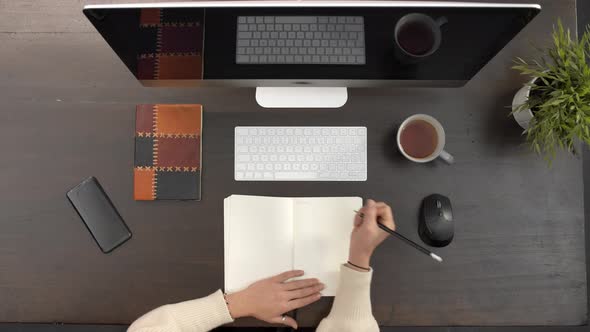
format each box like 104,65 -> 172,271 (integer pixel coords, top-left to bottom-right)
236,16 -> 366,65
235,126 -> 367,181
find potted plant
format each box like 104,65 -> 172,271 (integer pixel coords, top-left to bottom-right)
511,20 -> 590,162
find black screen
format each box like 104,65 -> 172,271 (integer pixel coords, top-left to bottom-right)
83,4 -> 540,86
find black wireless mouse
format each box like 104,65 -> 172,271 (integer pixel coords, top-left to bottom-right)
419,194 -> 454,247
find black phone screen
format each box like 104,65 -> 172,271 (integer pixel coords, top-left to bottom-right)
67,177 -> 131,253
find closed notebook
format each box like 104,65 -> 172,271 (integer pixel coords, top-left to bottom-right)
134,104 -> 202,200
224,195 -> 362,295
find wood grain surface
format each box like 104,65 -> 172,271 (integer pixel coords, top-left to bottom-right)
0,0 -> 586,327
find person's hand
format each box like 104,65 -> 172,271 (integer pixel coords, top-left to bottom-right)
225,270 -> 324,329
348,199 -> 396,270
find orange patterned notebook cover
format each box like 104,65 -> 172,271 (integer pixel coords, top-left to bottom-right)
134,104 -> 202,200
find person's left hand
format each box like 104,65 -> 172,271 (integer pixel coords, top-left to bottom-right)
225,270 -> 324,329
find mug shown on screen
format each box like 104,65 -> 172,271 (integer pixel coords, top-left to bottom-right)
397,114 -> 454,164
394,13 -> 448,63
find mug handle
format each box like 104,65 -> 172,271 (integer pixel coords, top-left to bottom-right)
436,16 -> 448,27
439,150 -> 454,164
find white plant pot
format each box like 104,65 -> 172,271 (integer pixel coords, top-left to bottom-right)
512,77 -> 537,130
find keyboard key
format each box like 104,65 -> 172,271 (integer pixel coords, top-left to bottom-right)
238,32 -> 252,39
237,155 -> 250,162
351,48 -> 364,55
236,55 -> 249,63
276,16 -> 317,24
345,24 -> 363,31
275,172 -> 319,180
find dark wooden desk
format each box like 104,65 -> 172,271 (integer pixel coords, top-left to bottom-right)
0,0 -> 586,327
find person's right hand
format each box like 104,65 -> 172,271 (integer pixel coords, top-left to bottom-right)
348,199 -> 396,270
225,270 -> 324,329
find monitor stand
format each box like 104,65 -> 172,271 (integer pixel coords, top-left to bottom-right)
255,87 -> 348,108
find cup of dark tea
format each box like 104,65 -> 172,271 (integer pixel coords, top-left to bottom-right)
394,13 -> 448,63
397,114 -> 454,164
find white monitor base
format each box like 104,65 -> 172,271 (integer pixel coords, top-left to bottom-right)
255,87 -> 348,108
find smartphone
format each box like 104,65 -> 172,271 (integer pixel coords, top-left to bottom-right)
67,177 -> 132,253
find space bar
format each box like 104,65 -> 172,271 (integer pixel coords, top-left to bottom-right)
275,16 -> 317,24
274,172 -> 319,180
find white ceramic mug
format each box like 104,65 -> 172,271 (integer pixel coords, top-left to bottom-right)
396,114 -> 454,164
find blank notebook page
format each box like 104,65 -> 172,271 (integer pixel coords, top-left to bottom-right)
293,197 -> 361,295
224,195 -> 294,293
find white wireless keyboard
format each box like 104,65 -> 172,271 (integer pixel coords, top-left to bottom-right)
235,126 -> 367,181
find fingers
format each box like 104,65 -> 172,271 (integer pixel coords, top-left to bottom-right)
359,199 -> 377,223
271,315 -> 298,329
287,292 -> 322,311
282,278 -> 320,291
287,283 -> 325,300
357,199 -> 376,219
272,270 -> 304,283
376,203 -> 396,230
353,210 -> 363,227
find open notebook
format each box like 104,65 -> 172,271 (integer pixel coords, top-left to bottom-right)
224,195 -> 362,296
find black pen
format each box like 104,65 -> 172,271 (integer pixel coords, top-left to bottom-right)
354,210 -> 443,263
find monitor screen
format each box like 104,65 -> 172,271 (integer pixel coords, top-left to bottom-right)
83,1 -> 540,87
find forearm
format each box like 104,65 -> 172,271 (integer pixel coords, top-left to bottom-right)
128,290 -> 233,332
316,265 -> 379,332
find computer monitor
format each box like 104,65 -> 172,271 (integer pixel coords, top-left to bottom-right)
83,1 -> 540,108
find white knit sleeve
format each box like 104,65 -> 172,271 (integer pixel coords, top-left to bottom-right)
316,265 -> 379,332
127,290 -> 234,332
